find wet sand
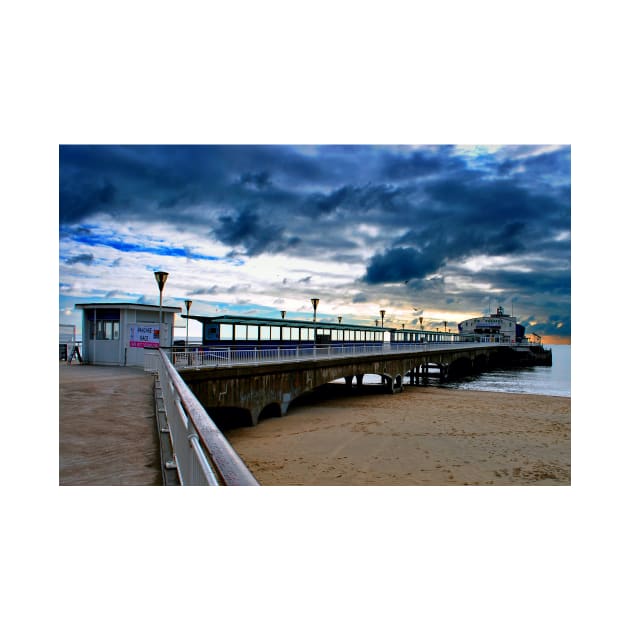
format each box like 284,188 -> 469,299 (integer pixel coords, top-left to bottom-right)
224,385 -> 570,485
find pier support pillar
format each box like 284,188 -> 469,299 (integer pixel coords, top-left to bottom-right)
280,393 -> 291,416
439,365 -> 448,382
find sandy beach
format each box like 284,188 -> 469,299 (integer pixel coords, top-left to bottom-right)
224,385 -> 570,485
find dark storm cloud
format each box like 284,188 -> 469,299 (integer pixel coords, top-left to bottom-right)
487,269 -> 571,296
59,145 -> 332,224
59,178 -> 117,223
303,179 -> 426,221
190,286 -> 220,295
364,247 -> 442,283
214,206 -> 301,256
239,171 -> 272,189
65,253 -> 95,265
422,175 -> 568,228
311,185 -> 353,214
378,145 -> 467,180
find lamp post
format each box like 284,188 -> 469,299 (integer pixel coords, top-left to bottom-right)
281,310 -> 286,319
419,316 -> 423,329
154,271 -> 168,347
184,299 -> 192,349
311,298 -> 319,322
380,309 -> 385,328
444,321 -> 447,333
338,316 -> 342,324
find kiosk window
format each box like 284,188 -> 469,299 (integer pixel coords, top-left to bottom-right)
90,320 -> 119,340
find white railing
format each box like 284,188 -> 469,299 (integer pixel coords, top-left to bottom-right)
169,340 -> 519,369
145,349 -> 258,486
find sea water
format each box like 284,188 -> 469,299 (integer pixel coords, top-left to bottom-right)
439,344 -> 571,397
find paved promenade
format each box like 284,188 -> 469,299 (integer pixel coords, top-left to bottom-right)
59,363 -> 162,485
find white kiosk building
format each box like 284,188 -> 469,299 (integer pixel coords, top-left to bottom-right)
75,302 -> 181,367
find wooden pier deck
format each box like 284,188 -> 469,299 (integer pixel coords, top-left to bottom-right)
59,363 -> 162,485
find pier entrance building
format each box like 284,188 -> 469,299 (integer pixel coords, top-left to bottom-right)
75,302 -> 181,367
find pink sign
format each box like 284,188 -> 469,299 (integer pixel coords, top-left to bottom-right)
130,325 -> 160,348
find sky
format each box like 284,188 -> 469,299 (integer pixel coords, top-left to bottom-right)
59,144 -> 571,343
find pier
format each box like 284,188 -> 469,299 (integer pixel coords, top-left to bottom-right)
165,341 -> 551,426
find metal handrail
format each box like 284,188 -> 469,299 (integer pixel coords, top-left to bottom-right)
169,340 -> 533,370
150,349 -> 258,486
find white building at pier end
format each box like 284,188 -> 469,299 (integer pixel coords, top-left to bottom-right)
458,306 -> 525,343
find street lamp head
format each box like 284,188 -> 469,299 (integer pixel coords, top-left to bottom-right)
281,310 -> 286,319
184,299 -> 192,349
154,270 -> 169,292
311,298 -> 319,309
154,270 -> 169,338
380,309 -> 386,318
338,316 -> 342,324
